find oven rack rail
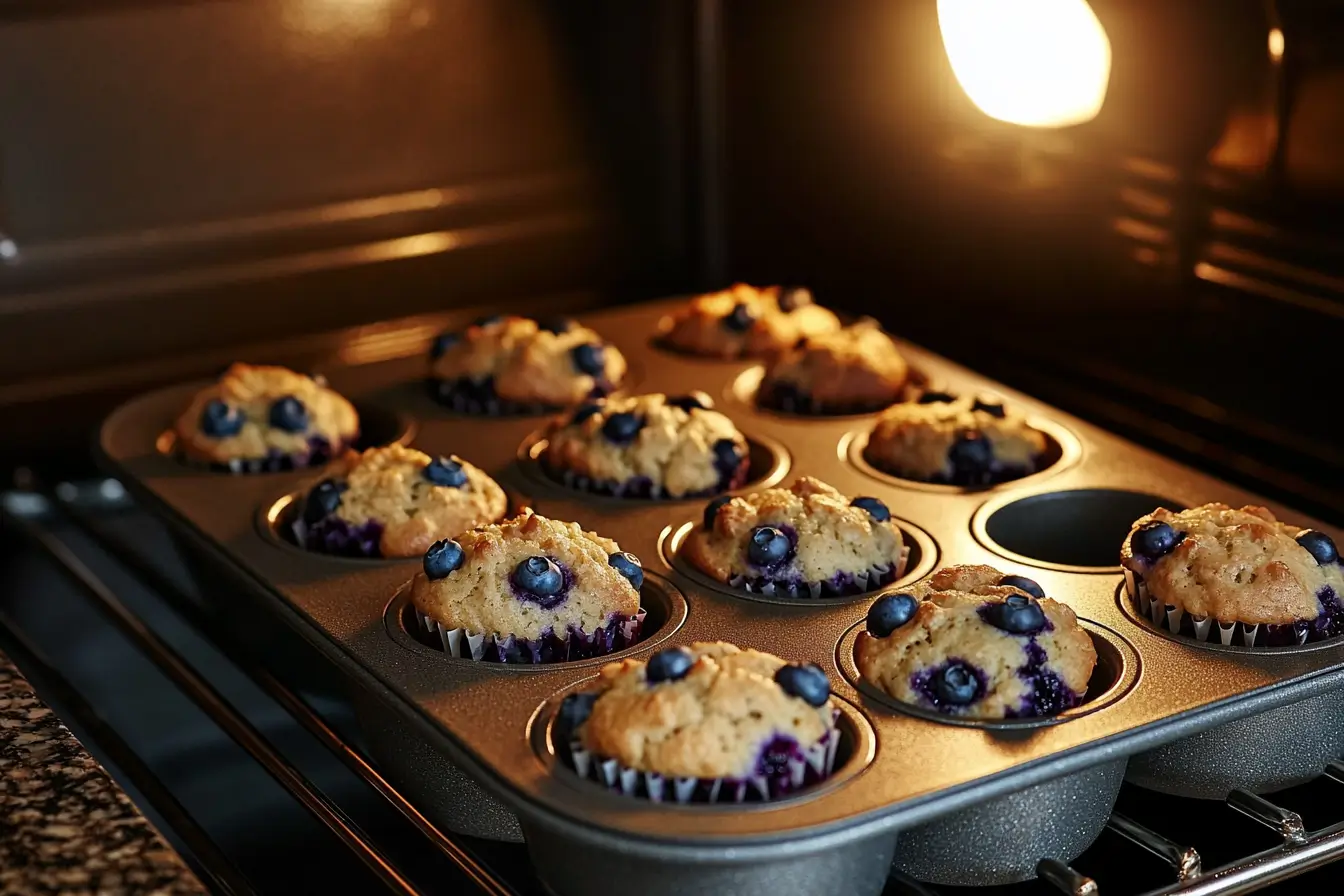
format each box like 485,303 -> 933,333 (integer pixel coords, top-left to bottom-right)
4,477 -> 1344,896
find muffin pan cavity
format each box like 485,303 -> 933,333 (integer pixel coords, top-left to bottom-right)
974,488 -> 1183,571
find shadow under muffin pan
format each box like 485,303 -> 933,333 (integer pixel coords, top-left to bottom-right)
842,417 -> 1082,493
97,299 -> 1344,896
515,427 -> 791,501
660,517 -> 938,605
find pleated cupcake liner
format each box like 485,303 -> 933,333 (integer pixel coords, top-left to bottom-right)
539,458 -> 750,501
290,516 -> 386,559
1123,567 -> 1327,648
179,436 -> 351,475
428,377 -> 615,418
726,550 -> 906,600
566,723 -> 840,804
414,610 -> 647,664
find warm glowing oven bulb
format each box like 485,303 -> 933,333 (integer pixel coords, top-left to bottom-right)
937,0 -> 1112,128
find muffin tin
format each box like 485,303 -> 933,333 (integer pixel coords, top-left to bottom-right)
98,298 -> 1344,893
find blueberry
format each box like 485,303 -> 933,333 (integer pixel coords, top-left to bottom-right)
609,551 -> 644,591
430,331 -> 460,359
986,594 -> 1047,634
474,315 -> 504,327
777,286 -> 812,312
423,456 -> 468,488
1130,521 -> 1183,561
851,496 -> 891,522
303,479 -> 344,524
917,390 -> 958,404
972,398 -> 1006,418
200,399 -> 244,438
947,431 -> 993,475
536,317 -> 575,335
722,302 -> 755,333
570,402 -> 603,425
998,575 -> 1045,599
667,391 -> 714,412
646,647 -> 694,683
773,663 -> 830,707
268,396 -> 309,433
601,412 -> 643,444
570,343 -> 607,376
424,539 -> 465,580
555,692 -> 597,742
866,592 -> 919,637
1297,530 -> 1339,566
703,496 -> 733,530
934,663 -> 981,706
747,526 -> 791,566
513,556 -> 564,597
712,438 -> 741,472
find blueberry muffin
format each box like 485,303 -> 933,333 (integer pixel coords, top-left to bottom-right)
1122,504 -> 1344,646
864,392 -> 1049,486
541,392 -> 750,499
429,315 -> 628,414
658,284 -> 842,359
683,477 -> 906,598
855,565 -> 1097,720
174,363 -> 360,472
556,641 -> 839,802
295,445 -> 508,558
757,318 -> 913,415
409,510 -> 645,662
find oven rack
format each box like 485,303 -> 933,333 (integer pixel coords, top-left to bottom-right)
5,476 -> 1344,896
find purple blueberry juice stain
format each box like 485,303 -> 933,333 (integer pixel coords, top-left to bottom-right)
302,517 -> 386,558
910,658 -> 988,713
747,524 -> 797,573
1007,636 -> 1084,719
1312,586 -> 1344,640
510,557 -> 573,610
754,734 -> 804,789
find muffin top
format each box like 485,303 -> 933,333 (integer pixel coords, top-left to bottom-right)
409,511 -> 643,640
175,363 -> 359,465
864,392 -> 1048,484
303,445 -> 507,558
659,284 -> 841,359
574,641 -> 836,779
543,393 -> 749,498
1122,504 -> 1344,626
758,318 -> 912,413
430,315 -> 627,407
855,565 -> 1097,720
684,477 -> 904,587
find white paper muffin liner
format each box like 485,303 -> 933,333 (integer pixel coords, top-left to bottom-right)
1123,568 -> 1308,648
415,609 -> 647,664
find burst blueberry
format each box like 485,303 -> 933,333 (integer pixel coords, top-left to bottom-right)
998,574 -> 1045,599
934,663 -> 980,706
722,302 -> 755,333
601,412 -> 643,444
555,692 -> 597,742
667,392 -> 714,412
1130,521 -> 1183,561
867,592 -> 919,637
747,526 -> 791,566
773,663 -> 830,707
608,551 -> 644,591
947,430 -> 993,475
430,331 -> 460,359
851,496 -> 891,522
423,539 -> 465,580
985,594 -> 1047,635
423,456 -> 468,488
646,647 -> 694,683
513,556 -> 564,597
269,396 -> 309,433
972,398 -> 1006,418
570,402 -> 603,425
917,390 -> 958,404
703,496 -> 733,530
570,343 -> 607,376
777,286 -> 811,313
200,399 -> 244,438
712,439 -> 741,473
536,317 -> 575,335
1297,530 -> 1339,566
303,479 -> 344,524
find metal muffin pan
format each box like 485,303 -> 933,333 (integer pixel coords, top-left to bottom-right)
98,299 -> 1344,893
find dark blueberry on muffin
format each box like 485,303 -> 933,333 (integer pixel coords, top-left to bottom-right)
424,539 -> 466,579
646,647 -> 695,683
200,399 -> 245,438
722,302 -> 756,333
867,592 -> 919,637
773,663 -> 831,707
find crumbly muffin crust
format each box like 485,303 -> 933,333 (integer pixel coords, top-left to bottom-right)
758,318 -> 912,414
175,363 -> 359,465
410,511 -> 641,640
864,394 -> 1048,484
1122,504 -> 1344,626
543,394 -> 749,498
659,284 -> 841,359
578,641 -> 835,779
430,316 -> 627,407
855,565 -> 1097,719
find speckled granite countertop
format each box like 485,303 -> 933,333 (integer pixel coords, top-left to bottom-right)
0,651 -> 206,896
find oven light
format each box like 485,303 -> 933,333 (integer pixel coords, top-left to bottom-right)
937,0 -> 1111,128
1268,28 -> 1285,63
